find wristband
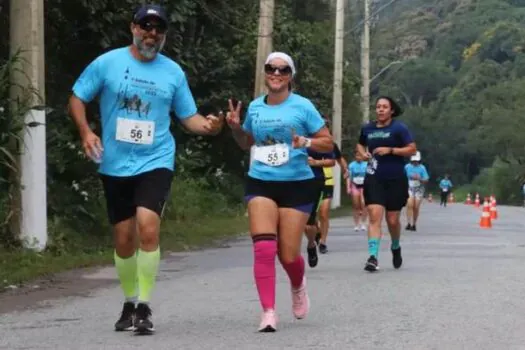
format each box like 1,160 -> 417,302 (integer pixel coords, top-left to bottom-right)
304,138 -> 312,148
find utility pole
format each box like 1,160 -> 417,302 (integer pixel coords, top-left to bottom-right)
360,0 -> 370,123
253,0 -> 274,98
9,0 -> 47,251
331,0 -> 344,209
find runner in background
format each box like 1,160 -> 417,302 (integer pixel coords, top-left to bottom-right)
346,151 -> 368,231
404,151 -> 429,231
439,174 -> 453,207
521,181 -> 525,207
315,120 -> 347,254
305,141 -> 335,266
356,96 -> 417,272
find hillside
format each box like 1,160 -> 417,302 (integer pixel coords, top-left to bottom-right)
367,0 -> 525,203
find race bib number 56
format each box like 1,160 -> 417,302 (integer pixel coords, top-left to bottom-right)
116,117 -> 155,145
253,144 -> 290,167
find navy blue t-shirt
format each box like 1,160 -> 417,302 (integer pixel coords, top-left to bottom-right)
358,120 -> 413,179
307,142 -> 341,179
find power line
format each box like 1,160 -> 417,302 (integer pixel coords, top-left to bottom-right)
344,0 -> 398,36
192,0 -> 272,37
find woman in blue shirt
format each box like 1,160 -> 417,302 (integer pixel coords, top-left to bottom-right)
356,96 -> 417,272
346,151 -> 368,231
404,151 -> 430,231
439,174 -> 453,207
226,52 -> 333,332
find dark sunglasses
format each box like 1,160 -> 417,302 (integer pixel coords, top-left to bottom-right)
264,64 -> 292,75
138,21 -> 167,34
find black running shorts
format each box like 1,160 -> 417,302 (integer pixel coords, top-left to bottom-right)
100,168 -> 173,225
321,185 -> 334,199
244,176 -> 318,214
307,178 -> 325,225
363,174 -> 409,211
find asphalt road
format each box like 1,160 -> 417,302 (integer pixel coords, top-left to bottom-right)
1,202 -> 525,350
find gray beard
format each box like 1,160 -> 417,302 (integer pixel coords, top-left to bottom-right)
133,35 -> 166,60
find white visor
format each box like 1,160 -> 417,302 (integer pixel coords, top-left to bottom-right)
264,52 -> 296,76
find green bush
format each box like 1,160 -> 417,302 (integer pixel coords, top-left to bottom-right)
466,158 -> 524,205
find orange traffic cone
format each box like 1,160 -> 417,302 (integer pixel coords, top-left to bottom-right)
465,193 -> 472,205
490,197 -> 498,220
428,193 -> 433,202
479,199 -> 492,228
474,193 -> 480,207
448,193 -> 455,203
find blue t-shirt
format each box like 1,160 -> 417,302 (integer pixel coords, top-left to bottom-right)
243,93 -> 325,181
404,164 -> 430,185
72,47 -> 198,176
348,161 -> 368,178
439,179 -> 453,191
358,119 -> 414,179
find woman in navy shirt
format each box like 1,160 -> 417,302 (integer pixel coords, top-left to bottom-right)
356,96 -> 417,272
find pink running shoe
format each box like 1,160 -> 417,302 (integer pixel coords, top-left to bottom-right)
258,309 -> 277,332
291,277 -> 310,319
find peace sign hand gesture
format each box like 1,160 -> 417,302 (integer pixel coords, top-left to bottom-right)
226,99 -> 243,130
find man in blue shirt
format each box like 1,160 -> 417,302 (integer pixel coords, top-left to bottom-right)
68,4 -> 224,334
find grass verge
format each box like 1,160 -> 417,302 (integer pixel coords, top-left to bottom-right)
0,214 -> 248,290
0,187 -> 354,290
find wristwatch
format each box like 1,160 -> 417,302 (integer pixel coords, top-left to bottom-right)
304,138 -> 312,148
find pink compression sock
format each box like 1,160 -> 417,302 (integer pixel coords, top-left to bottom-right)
253,237 -> 278,311
281,255 -> 305,289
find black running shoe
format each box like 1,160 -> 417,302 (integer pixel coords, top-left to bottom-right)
134,303 -> 155,335
114,302 -> 135,332
412,225 -> 416,232
405,224 -> 412,230
307,245 -> 318,268
392,247 -> 402,269
364,255 -> 379,272
319,243 -> 328,254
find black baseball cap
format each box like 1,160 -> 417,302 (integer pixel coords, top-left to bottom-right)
133,4 -> 168,25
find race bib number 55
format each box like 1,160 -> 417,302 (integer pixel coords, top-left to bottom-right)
253,144 -> 290,166
116,117 -> 155,145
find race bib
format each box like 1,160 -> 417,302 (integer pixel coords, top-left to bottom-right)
409,180 -> 421,188
366,157 -> 378,175
253,144 -> 290,167
116,117 -> 155,145
353,176 -> 364,185
442,188 -> 449,192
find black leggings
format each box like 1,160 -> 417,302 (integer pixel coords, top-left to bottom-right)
440,191 -> 448,206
